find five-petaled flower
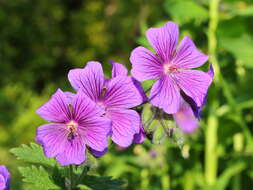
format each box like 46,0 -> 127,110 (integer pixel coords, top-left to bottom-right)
0,165 -> 10,190
130,21 -> 213,115
68,61 -> 145,148
36,89 -> 111,166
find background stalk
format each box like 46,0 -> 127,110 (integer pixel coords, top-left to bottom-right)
205,0 -> 220,186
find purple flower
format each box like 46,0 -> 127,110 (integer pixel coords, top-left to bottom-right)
0,165 -> 10,190
130,21 -> 213,114
36,89 -> 111,166
173,101 -> 199,133
68,61 -> 145,147
109,60 -> 146,143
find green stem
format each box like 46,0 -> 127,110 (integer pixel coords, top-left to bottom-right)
205,0 -> 219,186
69,165 -> 74,190
76,166 -> 89,186
205,111 -> 218,185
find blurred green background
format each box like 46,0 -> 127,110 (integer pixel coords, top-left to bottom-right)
1,0 -> 253,189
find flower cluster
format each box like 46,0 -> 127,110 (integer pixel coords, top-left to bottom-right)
36,21 -> 213,166
0,165 -> 10,190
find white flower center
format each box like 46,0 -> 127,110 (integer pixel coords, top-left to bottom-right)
66,120 -> 78,133
163,64 -> 178,74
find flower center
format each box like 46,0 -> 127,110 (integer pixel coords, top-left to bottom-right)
67,120 -> 78,134
163,64 -> 178,74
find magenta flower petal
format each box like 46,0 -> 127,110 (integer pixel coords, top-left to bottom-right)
68,61 -> 104,102
72,91 -> 105,121
107,108 -> 141,147
110,60 -> 128,77
90,148 -> 108,157
173,102 -> 199,133
104,76 -> 144,108
56,134 -> 86,166
79,117 -> 111,152
146,21 -> 179,61
175,70 -> 213,107
36,124 -> 68,158
133,125 -> 145,144
110,60 -> 148,102
208,64 -> 214,78
64,91 -> 75,105
130,46 -> 163,81
0,166 -> 10,190
67,69 -> 83,90
36,89 -> 71,123
173,36 -> 209,69
150,76 -> 181,114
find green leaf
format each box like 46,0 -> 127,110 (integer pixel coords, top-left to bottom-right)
10,143 -> 56,167
164,0 -> 208,25
78,175 -> 124,190
19,166 -> 61,190
220,34 -> 253,68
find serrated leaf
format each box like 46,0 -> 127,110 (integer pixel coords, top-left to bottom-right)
78,175 -> 124,190
19,166 -> 61,190
164,0 -> 208,25
10,143 -> 56,167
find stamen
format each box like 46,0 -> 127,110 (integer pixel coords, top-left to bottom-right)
66,120 -> 78,134
66,121 -> 78,141
163,64 -> 178,74
101,87 -> 107,97
69,104 -> 73,114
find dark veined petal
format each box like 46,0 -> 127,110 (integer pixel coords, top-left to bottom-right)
109,60 -> 128,77
173,101 -> 199,133
67,68 -> 83,91
78,116 -> 111,152
132,77 -> 148,102
56,134 -> 86,166
89,148 -> 108,157
146,21 -> 179,61
71,91 -> 104,123
175,70 -> 213,107
36,124 -> 68,158
150,75 -> 181,114
173,36 -> 209,69
68,61 -> 104,102
64,91 -> 75,105
0,165 -> 10,190
0,175 -> 5,190
182,64 -> 214,118
110,61 -> 148,102
107,108 -> 141,147
130,46 -> 163,81
36,89 -> 71,123
133,125 -> 145,144
104,76 -> 144,109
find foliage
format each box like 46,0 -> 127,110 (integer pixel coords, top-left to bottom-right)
11,143 -> 124,190
10,143 -> 56,167
1,0 -> 253,189
18,166 -> 61,190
